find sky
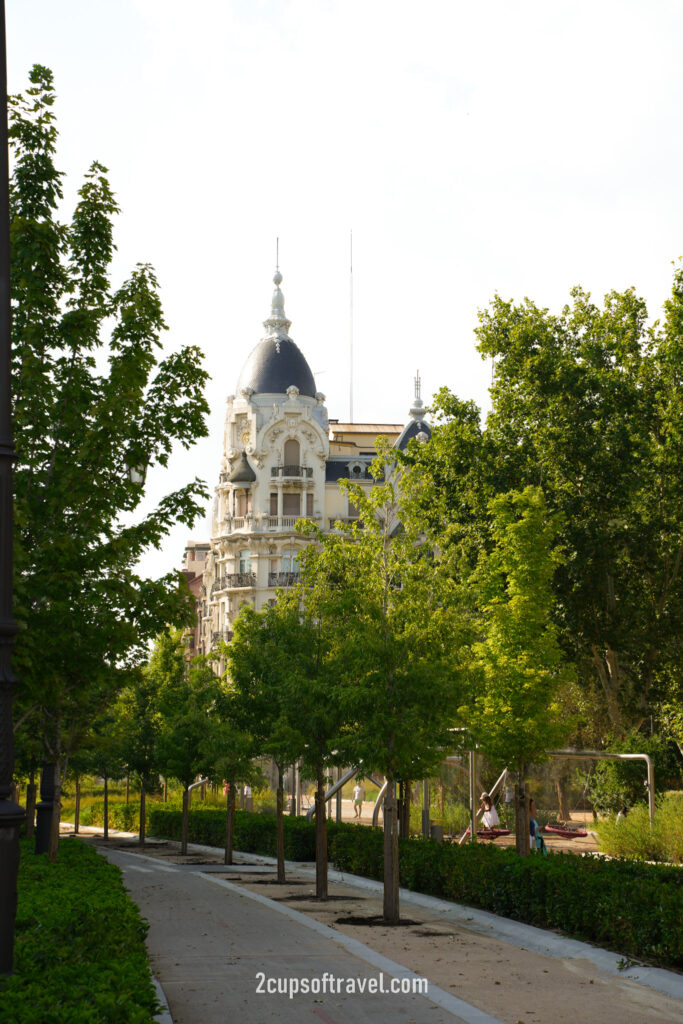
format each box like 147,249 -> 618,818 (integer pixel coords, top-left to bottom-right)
7,0 -> 683,580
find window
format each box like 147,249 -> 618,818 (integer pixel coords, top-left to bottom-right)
284,438 -> 300,465
270,492 -> 277,515
348,498 -> 359,519
282,550 -> 299,573
236,491 -> 248,516
283,492 -> 300,516
239,550 -> 251,573
306,492 -> 314,516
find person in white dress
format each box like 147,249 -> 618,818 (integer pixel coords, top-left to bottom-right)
480,792 -> 500,828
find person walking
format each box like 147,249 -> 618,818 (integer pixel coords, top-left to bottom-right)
352,781 -> 366,819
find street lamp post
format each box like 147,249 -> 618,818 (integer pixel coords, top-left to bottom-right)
0,0 -> 25,974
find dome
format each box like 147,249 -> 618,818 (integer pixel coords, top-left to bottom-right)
235,269 -> 317,399
236,337 -> 317,398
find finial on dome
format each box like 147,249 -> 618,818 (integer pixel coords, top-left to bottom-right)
263,262 -> 291,343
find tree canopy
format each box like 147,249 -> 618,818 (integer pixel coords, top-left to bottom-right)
404,271 -> 683,743
10,66 -> 210,777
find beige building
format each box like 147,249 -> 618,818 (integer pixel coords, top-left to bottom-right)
194,270 -> 430,656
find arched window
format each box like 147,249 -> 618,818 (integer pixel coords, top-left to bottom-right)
284,438 -> 300,469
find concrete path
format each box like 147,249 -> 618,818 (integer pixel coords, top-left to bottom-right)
101,846 -> 499,1024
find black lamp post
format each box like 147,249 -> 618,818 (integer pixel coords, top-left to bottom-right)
0,0 -> 25,974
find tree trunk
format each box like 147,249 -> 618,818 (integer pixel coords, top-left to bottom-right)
138,778 -> 146,846
225,782 -> 235,865
383,776 -> 399,923
315,759 -> 328,900
555,774 -> 570,822
74,776 -> 81,834
163,776 -> 168,803
48,765 -> 62,863
25,770 -> 36,838
276,766 -> 286,883
181,787 -> 189,855
103,772 -> 109,841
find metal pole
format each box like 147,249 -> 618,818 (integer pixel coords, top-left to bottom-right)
0,0 -> 25,973
421,778 -> 430,838
468,750 -> 477,843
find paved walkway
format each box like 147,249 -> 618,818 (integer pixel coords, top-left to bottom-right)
67,827 -> 683,1024
101,844 -> 493,1024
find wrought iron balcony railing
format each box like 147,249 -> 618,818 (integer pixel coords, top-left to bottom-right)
268,571 -> 301,588
211,572 -> 256,592
271,465 -> 313,478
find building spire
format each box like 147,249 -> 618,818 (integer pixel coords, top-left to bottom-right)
410,369 -> 425,419
263,265 -> 292,345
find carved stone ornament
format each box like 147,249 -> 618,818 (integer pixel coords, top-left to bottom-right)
286,385 -> 300,399
226,394 -> 235,405
315,392 -> 326,403
240,386 -> 255,398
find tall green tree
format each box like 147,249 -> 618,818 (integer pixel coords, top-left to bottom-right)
405,271 -> 683,741
9,64 -> 210,854
116,667 -> 163,847
155,633 -> 225,855
299,462 -> 465,922
227,606 -> 310,884
461,486 -> 575,852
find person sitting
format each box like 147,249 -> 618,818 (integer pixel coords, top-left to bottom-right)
480,792 -> 500,828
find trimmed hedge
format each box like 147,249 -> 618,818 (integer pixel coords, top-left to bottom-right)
148,805 -> 683,966
330,828 -> 683,968
1,838 -> 160,1023
148,804 -> 358,861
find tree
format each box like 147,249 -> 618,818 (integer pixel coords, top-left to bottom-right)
155,634 -> 226,855
460,487 -> 575,851
405,271 -> 683,741
227,606 -> 310,884
115,667 -> 163,847
299,462 -> 465,922
9,65 -> 210,858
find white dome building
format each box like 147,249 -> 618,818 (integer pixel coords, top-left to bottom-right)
194,270 -> 429,655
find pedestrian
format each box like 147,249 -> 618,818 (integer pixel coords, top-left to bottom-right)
479,792 -> 500,828
352,780 -> 366,819
529,797 -> 538,850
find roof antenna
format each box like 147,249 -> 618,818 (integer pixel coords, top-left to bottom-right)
276,236 -> 279,272
349,230 -> 354,423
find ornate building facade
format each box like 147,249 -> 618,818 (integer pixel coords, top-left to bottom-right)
194,270 -> 430,656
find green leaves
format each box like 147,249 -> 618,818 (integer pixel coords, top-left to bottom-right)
9,66 -> 210,777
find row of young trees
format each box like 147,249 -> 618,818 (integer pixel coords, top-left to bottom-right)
225,461 -> 571,922
10,66 -> 210,860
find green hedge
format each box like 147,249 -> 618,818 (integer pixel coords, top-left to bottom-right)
330,828 -> 683,968
148,804 -> 358,861
1,838 -> 160,1023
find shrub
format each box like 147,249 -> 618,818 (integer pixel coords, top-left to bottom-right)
1,838 -> 160,1023
595,794 -> 683,863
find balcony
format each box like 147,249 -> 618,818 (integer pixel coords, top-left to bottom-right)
271,465 -> 313,479
268,571 -> 301,588
211,572 -> 256,592
211,629 -> 233,646
264,515 -> 308,530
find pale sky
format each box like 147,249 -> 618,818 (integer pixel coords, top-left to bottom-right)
8,1 -> 683,580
